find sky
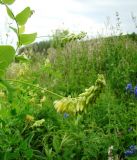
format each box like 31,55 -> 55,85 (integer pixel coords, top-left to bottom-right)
0,0 -> 137,44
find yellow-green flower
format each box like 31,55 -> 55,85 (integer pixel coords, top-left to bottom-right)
25,114 -> 35,122
54,74 -> 106,115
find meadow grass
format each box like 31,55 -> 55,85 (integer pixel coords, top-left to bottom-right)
0,33 -> 137,159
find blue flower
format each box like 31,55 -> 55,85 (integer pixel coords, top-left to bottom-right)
126,83 -> 132,91
129,145 -> 136,150
129,145 -> 137,154
125,150 -> 134,157
64,113 -> 69,118
134,86 -> 137,97
128,127 -> 133,132
125,145 -> 137,157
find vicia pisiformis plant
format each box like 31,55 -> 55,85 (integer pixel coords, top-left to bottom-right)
54,74 -> 106,115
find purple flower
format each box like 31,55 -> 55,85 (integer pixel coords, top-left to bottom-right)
64,113 -> 69,118
125,150 -> 134,157
125,145 -> 137,157
134,86 -> 137,97
129,145 -> 136,150
129,145 -> 137,153
126,83 -> 132,91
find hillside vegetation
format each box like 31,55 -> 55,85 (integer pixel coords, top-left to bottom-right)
0,32 -> 137,160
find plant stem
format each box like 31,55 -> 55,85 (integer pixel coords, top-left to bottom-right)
6,79 -> 64,98
4,4 -> 20,52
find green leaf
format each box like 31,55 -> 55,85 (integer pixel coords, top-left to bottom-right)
6,6 -> 14,19
0,45 -> 15,77
10,108 -> 17,115
25,149 -> 33,159
9,25 -> 25,35
15,54 -> 29,63
19,33 -> 37,45
53,136 -> 61,153
2,0 -> 15,5
16,7 -> 32,26
19,141 -> 28,150
0,78 -> 15,102
9,26 -> 17,33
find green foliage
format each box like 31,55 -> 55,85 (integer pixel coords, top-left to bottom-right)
9,26 -> 17,33
6,6 -> 14,19
54,74 -> 106,115
2,0 -> 15,5
0,45 -> 15,76
15,54 -> 29,63
94,36 -> 137,98
15,7 -> 32,26
0,0 -> 36,102
127,32 -> 137,42
0,1 -> 137,159
61,31 -> 87,46
51,29 -> 86,48
51,29 -> 69,48
18,40 -> 51,57
19,33 -> 37,45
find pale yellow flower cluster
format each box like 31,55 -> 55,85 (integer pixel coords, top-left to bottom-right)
54,74 -> 106,115
6,63 -> 29,79
0,90 -> 5,98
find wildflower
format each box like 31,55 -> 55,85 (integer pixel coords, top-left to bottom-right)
25,114 -> 34,122
54,96 -> 77,115
134,86 -> 137,97
64,113 -> 69,118
54,74 -> 106,115
129,145 -> 137,153
124,145 -> 137,157
126,83 -> 132,92
124,150 -> 134,157
40,96 -> 46,103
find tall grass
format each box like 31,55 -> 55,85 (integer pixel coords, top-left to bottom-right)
0,28 -> 137,159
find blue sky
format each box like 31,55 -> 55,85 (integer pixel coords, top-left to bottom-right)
0,0 -> 137,44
